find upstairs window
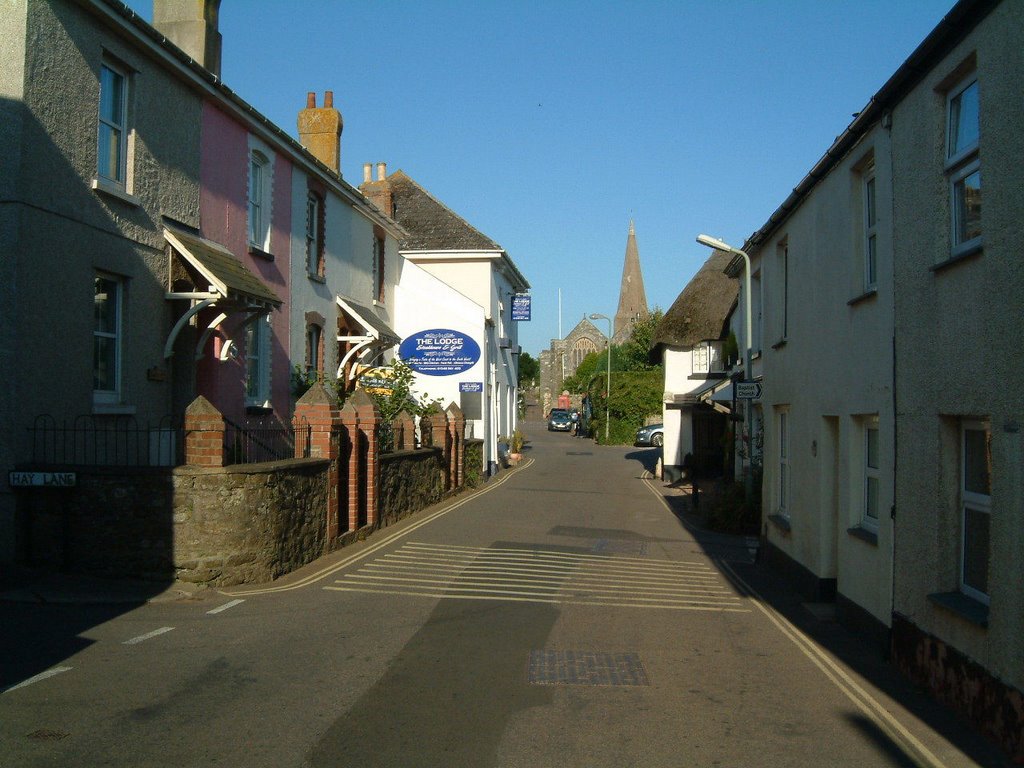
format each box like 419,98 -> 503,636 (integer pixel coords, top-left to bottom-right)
946,75 -> 981,257
305,192 -> 325,278
248,149 -> 273,253
306,323 -> 323,376
863,418 -> 880,529
93,274 -> 123,404
97,62 -> 128,185
863,170 -> 878,290
372,234 -> 385,303
692,341 -> 724,375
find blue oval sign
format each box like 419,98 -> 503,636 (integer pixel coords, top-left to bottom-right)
399,329 -> 481,376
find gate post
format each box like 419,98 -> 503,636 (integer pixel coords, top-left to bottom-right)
446,402 -> 465,489
294,383 -> 340,546
350,390 -> 381,528
185,396 -> 225,467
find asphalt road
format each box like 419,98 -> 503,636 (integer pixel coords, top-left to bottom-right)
0,421 -> 1011,767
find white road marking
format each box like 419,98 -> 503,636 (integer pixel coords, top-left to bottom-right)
2,666 -> 73,694
206,599 -> 245,615
122,627 -> 175,645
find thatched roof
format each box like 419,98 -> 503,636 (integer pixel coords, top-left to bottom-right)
650,249 -> 737,353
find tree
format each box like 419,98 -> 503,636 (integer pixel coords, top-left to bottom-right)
619,308 -> 664,371
517,351 -> 540,387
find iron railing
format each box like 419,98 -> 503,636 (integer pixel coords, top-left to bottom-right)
223,415 -> 310,465
27,415 -> 183,467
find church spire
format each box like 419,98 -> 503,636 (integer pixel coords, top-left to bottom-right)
613,219 -> 649,343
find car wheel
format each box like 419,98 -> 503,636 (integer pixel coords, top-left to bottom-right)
652,433 -> 664,447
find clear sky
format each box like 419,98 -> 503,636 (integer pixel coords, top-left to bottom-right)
125,0 -> 954,356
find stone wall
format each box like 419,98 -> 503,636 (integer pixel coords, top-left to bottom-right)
21,458 -> 330,586
378,448 -> 446,528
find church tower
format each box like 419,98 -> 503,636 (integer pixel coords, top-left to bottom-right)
613,220 -> 649,343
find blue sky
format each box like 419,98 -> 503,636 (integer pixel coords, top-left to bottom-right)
125,0 -> 954,356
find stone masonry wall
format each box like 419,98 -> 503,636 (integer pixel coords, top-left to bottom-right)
378,448 -> 446,528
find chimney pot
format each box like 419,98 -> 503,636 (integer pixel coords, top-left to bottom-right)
324,91 -> 334,108
363,163 -> 372,183
376,162 -> 387,181
306,92 -> 316,109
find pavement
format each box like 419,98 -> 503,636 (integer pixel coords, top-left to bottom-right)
0,565 -> 209,605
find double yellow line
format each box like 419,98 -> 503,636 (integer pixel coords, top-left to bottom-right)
219,457 -> 531,597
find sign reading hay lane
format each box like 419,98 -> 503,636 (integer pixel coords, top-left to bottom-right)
400,329 -> 481,376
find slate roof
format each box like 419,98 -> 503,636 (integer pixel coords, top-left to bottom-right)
650,249 -> 737,353
385,170 -> 504,251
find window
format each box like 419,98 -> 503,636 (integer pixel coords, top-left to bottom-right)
93,274 -> 123,404
863,171 -> 878,290
306,323 -> 323,376
960,420 -> 991,604
863,418 -> 880,529
97,62 -> 128,185
777,408 -> 790,517
946,75 -> 981,257
305,192 -> 324,278
248,149 -> 274,252
571,338 -> 597,370
372,234 -> 385,302
245,314 -> 271,407
692,341 -> 724,375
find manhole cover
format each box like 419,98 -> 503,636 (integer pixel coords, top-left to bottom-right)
529,650 -> 650,686
27,729 -> 69,741
592,538 -> 649,556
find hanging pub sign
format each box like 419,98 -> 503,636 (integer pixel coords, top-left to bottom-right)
399,329 -> 481,376
511,293 -> 531,321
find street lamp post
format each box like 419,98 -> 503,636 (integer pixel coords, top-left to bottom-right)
589,313 -> 612,442
696,234 -> 753,498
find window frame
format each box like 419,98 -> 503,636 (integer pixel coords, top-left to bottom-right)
959,419 -> 991,605
944,74 -> 981,259
244,314 -> 271,407
777,408 -> 790,518
248,150 -> 272,251
306,323 -> 323,377
863,170 -> 878,291
372,234 -> 386,303
97,61 -> 128,186
93,273 -> 124,405
305,191 -> 325,278
862,417 -> 880,531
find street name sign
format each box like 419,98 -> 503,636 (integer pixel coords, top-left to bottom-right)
9,471 -> 77,488
736,382 -> 763,400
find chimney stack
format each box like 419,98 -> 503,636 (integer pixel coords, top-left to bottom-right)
297,90 -> 343,176
153,0 -> 223,78
359,161 -> 393,218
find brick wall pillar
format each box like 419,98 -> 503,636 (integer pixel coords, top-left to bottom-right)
294,383 -> 341,545
339,399 -> 362,533
446,402 -> 465,489
352,391 -> 381,527
184,395 -> 225,467
393,409 -> 416,451
428,411 -> 450,490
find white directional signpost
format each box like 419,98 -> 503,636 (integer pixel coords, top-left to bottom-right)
735,382 -> 762,400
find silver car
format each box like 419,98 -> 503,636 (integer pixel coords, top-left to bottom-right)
634,423 -> 664,447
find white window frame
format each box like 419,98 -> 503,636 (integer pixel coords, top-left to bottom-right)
97,61 -> 128,186
945,74 -> 981,258
305,192 -> 323,277
862,417 -> 880,530
777,408 -> 790,518
93,273 -> 123,405
960,420 -> 991,604
863,170 -> 878,290
245,314 -> 271,407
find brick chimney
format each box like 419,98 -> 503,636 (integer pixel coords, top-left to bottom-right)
153,0 -> 222,78
297,91 -> 343,175
359,162 -> 393,217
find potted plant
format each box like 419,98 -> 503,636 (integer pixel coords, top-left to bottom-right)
509,429 -> 526,464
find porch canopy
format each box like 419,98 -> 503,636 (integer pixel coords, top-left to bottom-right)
162,225 -> 282,360
336,295 -> 401,380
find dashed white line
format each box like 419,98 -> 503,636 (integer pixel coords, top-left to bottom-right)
122,627 -> 175,645
2,666 -> 73,694
206,599 -> 245,615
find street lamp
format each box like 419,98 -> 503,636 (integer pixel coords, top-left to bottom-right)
589,313 -> 612,442
696,234 -> 753,497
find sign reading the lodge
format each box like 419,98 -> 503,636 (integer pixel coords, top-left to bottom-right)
511,293 -> 532,321
400,329 -> 481,376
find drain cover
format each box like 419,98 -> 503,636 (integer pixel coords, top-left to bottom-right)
529,650 -> 650,686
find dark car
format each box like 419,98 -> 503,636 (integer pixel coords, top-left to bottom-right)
634,423 -> 664,447
547,408 -> 573,432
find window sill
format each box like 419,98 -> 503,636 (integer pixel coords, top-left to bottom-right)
847,288 -> 878,307
771,338 -> 787,351
92,403 -> 137,416
931,243 -> 982,274
768,513 -> 791,534
248,245 -> 275,262
307,273 -> 326,284
91,178 -> 141,207
928,591 -> 989,628
847,525 -> 878,546
688,372 -> 728,381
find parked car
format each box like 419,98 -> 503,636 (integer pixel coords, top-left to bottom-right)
547,408 -> 573,432
634,423 -> 664,447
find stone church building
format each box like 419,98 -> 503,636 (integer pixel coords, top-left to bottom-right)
539,221 -> 648,409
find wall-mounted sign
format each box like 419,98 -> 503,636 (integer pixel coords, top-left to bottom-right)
511,293 -> 531,321
358,367 -> 396,395
9,471 -> 77,488
459,381 -> 484,393
400,329 -> 481,376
